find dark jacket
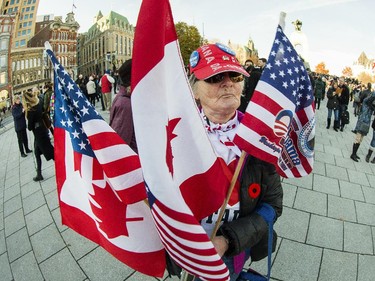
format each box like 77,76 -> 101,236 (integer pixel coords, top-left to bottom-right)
12,103 -> 27,132
109,86 -> 138,153
238,68 -> 261,113
314,78 -> 325,99
27,101 -> 54,160
219,155 -> 283,261
326,87 -> 339,110
338,84 -> 350,106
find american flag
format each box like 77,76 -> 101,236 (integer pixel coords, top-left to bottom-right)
131,0 -> 230,280
233,25 -> 315,178
44,45 -> 166,277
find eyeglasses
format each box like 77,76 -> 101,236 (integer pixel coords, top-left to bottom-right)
204,72 -> 244,84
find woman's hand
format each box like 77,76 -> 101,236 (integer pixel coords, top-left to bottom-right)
212,236 -> 229,257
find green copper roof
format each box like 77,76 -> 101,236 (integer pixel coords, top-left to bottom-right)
86,10 -> 132,34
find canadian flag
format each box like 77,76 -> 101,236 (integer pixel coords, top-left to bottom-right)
131,0 -> 230,280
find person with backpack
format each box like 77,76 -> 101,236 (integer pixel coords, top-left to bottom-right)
338,77 -> 350,132
326,80 -> 340,131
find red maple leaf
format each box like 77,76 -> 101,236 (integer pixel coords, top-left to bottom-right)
165,118 -> 181,176
90,183 -> 143,239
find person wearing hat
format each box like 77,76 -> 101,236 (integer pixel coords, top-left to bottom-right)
12,95 -> 32,157
186,43 -> 283,280
99,69 -> 115,111
109,59 -> 137,154
23,88 -> 54,181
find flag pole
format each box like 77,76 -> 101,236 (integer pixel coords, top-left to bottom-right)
279,11 -> 286,29
210,150 -> 247,239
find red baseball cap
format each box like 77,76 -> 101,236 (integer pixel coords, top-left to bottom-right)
189,43 -> 249,80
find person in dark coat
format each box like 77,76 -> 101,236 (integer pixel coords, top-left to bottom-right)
12,95 -> 32,157
338,77 -> 350,131
23,88 -> 54,181
238,64 -> 261,113
109,59 -> 138,153
325,80 -> 340,130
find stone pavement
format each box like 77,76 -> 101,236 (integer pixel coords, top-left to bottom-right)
0,103 -> 375,281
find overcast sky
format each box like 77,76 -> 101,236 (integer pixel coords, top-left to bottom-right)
37,0 -> 375,76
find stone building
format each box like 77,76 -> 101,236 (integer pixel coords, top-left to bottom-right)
28,12 -> 80,79
10,47 -> 47,95
77,10 -> 135,76
0,13 -> 15,108
228,38 -> 259,66
352,51 -> 374,78
0,0 -> 40,49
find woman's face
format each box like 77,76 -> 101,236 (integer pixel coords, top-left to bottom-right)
193,72 -> 244,121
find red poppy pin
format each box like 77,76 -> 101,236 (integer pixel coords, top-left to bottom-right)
248,183 -> 261,199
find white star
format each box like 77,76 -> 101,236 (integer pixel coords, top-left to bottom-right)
279,70 -> 285,78
81,106 -> 89,116
290,80 -> 296,87
71,130 -> 80,139
283,58 -> 289,65
275,60 -> 281,67
279,47 -> 285,54
66,119 -> 73,127
294,67 -> 300,73
59,105 -> 67,114
270,73 -> 277,80
274,39 -> 280,45
286,46 -> 292,52
73,100 -> 79,108
85,100 -> 91,106
270,50 -> 276,57
54,63 -> 60,71
74,115 -> 80,123
68,104 -> 74,111
76,90 -> 83,98
287,69 -> 293,75
78,141 -> 86,150
290,57 -> 296,63
296,101 -> 301,106
282,81 -> 288,89
265,63 -> 272,69
67,82 -> 74,92
60,120 -> 67,127
292,90 -> 297,96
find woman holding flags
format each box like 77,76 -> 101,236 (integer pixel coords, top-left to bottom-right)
187,43 -> 283,280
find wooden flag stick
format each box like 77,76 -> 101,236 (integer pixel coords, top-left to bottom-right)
210,150 -> 247,239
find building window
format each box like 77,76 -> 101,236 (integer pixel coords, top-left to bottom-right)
20,39 -> 26,47
0,72 -> 6,85
15,41 -> 19,47
0,39 -> 7,50
0,55 -> 6,68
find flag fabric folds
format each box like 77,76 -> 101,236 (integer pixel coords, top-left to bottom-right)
44,45 -> 166,277
131,0 -> 230,280
233,25 -> 315,178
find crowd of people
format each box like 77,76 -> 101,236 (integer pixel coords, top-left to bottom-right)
10,68 -> 119,181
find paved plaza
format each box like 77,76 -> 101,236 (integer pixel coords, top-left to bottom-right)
1,104 -> 375,281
